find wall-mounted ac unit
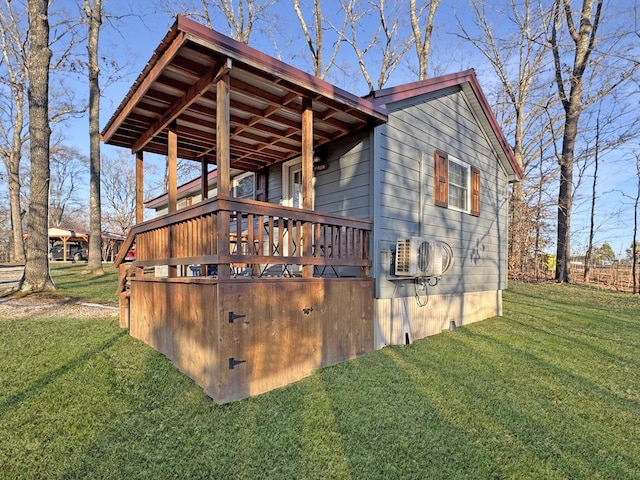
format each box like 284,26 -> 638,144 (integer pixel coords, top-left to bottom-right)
395,237 -> 453,278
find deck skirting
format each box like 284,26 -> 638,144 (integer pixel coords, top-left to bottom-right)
128,277 -> 374,403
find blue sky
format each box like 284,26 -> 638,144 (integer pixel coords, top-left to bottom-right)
23,0 -> 640,257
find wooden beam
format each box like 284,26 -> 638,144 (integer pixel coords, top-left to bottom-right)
131,58 -> 229,154
216,67 -> 231,197
136,151 -> 144,224
102,31 -> 188,144
216,69 -> 231,279
168,122 -> 178,278
201,159 -> 208,200
302,99 -> 313,278
168,122 -> 178,213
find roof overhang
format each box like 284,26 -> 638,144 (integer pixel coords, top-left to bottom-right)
367,70 -> 524,183
101,15 -> 388,172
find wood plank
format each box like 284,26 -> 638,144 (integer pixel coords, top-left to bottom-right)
136,151 -> 144,224
216,69 -> 231,197
168,122 -> 178,279
302,101 -> 313,277
101,31 -> 188,143
131,58 -> 227,153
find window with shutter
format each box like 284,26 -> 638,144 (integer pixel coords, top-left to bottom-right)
433,150 -> 480,216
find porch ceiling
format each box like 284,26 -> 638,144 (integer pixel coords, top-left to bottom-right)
101,15 -> 388,172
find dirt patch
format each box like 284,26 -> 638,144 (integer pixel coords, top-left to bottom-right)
0,294 -> 118,320
0,264 -> 119,320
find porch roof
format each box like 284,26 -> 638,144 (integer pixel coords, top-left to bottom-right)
101,15 -> 388,172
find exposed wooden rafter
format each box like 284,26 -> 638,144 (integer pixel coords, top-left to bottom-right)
101,16 -> 388,173
132,58 -> 231,153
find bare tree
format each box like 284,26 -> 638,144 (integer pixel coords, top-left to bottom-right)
457,0 -> 558,277
101,153 -> 137,235
20,0 -> 54,293
292,0 -> 346,79
550,0 -> 603,283
161,0 -> 274,44
341,0 -> 411,90
582,111 -> 600,283
580,95 -> 638,282
0,1 -> 29,263
83,0 -> 104,274
0,0 -> 83,265
409,0 -> 441,80
49,142 -> 88,228
632,154 -> 640,294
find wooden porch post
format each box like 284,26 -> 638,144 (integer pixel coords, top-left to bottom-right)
201,160 -> 209,200
302,98 -> 313,278
216,65 -> 231,279
168,121 -> 178,278
136,151 -> 144,224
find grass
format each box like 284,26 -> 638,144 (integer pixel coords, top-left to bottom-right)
1,281 -> 639,479
48,262 -> 119,305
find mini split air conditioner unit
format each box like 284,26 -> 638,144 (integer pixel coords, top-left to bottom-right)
394,237 -> 453,278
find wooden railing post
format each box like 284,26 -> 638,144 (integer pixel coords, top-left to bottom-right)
217,207 -> 231,280
118,263 -> 130,329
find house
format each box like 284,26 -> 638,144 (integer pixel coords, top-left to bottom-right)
102,16 -> 522,403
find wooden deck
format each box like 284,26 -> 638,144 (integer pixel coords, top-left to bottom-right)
115,197 -> 374,403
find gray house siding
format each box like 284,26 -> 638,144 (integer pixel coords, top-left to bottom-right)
373,86 -> 509,299
314,130 -> 371,219
264,130 -> 371,220
262,84 -> 510,302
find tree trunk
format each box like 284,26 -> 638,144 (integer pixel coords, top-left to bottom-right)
7,157 -> 25,263
583,114 -> 600,282
633,158 -> 639,294
552,0 -> 602,284
20,0 -> 54,293
85,0 -> 104,275
6,94 -> 26,264
555,99 -> 581,283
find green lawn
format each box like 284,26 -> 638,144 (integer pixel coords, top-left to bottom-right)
1,282 -> 639,479
49,262 -> 119,305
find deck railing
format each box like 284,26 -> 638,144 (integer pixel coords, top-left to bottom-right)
115,196 -> 372,292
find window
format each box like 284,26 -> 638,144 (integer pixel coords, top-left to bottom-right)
282,158 -> 307,208
232,173 -> 255,199
434,150 -> 480,217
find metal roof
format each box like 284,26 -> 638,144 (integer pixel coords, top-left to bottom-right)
101,15 -> 388,172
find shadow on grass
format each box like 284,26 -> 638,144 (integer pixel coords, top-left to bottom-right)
62,352 -> 309,479
318,350 -> 508,479
0,329 -> 127,417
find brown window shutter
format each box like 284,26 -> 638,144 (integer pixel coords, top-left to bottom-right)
471,166 -> 480,217
256,168 -> 268,202
434,150 -> 448,207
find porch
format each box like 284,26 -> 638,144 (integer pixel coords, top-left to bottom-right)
114,196 -> 374,403
102,16 -> 386,402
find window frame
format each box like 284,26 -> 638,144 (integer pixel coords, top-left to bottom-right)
433,149 -> 480,217
447,156 -> 471,214
232,172 -> 255,200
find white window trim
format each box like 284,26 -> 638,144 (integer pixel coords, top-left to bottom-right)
232,172 -> 255,200
282,157 -> 315,209
447,156 -> 471,214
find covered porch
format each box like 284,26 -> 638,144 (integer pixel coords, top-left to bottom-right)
101,16 -> 386,402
